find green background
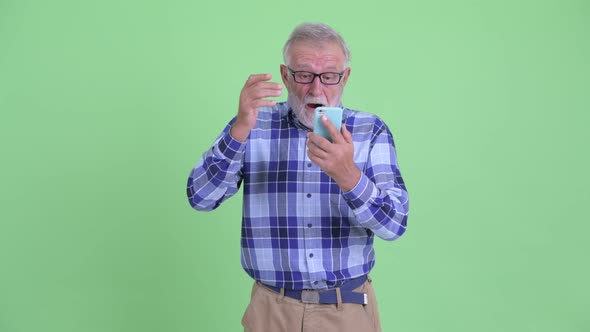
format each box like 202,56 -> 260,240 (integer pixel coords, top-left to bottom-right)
1,0 -> 589,331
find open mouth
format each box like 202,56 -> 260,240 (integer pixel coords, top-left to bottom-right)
305,103 -> 325,111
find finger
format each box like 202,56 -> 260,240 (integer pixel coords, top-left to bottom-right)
307,146 -> 328,163
244,73 -> 273,87
307,138 -> 329,158
341,124 -> 353,144
253,99 -> 277,108
307,132 -> 332,151
253,82 -> 283,91
249,87 -> 283,100
321,115 -> 345,144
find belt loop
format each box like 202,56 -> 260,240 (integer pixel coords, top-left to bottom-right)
335,287 -> 343,311
276,288 -> 285,304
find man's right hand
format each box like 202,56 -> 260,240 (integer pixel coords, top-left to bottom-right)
230,74 -> 283,142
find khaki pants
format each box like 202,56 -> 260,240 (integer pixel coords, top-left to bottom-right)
242,278 -> 381,332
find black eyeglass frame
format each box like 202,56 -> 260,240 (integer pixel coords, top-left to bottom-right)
287,67 -> 346,85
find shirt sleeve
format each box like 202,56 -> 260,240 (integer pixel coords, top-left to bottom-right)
186,120 -> 246,211
341,120 -> 409,241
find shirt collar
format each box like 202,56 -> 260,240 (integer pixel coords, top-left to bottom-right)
287,108 -> 311,132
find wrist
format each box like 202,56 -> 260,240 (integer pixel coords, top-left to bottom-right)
337,168 -> 361,192
230,122 -> 251,142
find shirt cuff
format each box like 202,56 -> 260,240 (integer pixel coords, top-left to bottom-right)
341,174 -> 378,210
214,131 -> 246,161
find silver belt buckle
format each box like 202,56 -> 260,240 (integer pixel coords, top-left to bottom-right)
301,290 -> 320,304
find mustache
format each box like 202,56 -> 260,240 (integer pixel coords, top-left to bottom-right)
303,97 -> 328,105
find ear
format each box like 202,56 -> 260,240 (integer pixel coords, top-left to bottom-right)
341,67 -> 351,87
280,64 -> 289,86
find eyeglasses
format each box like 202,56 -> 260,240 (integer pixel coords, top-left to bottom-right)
287,67 -> 345,85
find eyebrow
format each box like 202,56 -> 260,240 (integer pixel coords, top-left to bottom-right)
292,64 -> 341,71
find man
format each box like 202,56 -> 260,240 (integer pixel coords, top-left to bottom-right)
187,22 -> 409,332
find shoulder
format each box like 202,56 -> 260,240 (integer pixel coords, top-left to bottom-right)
250,102 -> 291,134
343,107 -> 389,135
256,102 -> 290,121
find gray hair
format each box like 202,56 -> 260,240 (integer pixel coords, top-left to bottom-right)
283,22 -> 351,67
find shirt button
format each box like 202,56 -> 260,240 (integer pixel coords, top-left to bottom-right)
306,193 -> 311,198
314,281 -> 319,285
309,253 -> 314,258
307,223 -> 312,228
307,163 -> 312,167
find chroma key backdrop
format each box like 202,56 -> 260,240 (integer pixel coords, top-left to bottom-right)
1,0 -> 589,331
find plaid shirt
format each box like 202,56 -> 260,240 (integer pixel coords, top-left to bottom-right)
187,102 -> 409,290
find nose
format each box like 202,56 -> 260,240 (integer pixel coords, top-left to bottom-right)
308,76 -> 323,96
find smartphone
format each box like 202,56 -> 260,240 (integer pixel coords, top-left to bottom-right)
313,107 -> 343,142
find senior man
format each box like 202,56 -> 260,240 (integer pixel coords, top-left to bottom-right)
187,22 -> 409,332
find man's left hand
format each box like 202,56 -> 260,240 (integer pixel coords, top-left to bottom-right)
307,116 -> 361,192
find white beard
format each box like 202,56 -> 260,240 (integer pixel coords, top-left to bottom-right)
288,94 -> 328,129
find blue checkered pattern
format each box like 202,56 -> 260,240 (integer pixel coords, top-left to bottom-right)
187,102 -> 409,290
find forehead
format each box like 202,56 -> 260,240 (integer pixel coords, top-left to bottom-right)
288,40 -> 346,70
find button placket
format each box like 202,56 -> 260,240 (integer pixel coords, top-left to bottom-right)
302,135 -> 323,287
